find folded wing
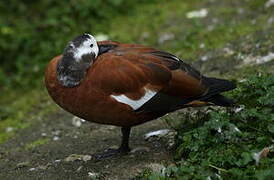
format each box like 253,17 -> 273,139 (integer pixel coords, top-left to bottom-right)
90,42 -> 235,113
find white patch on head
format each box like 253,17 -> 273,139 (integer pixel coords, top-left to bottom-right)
68,43 -> 75,49
111,88 -> 157,110
73,34 -> 99,62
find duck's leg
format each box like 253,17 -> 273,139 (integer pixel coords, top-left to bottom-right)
119,127 -> 131,153
93,127 -> 131,159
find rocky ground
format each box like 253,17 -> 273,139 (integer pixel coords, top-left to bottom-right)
0,107 -> 175,179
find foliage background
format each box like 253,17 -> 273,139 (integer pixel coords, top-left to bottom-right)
0,0 -> 154,88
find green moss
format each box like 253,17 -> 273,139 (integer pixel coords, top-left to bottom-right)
173,22 -> 257,59
24,138 -> 50,150
0,89 -> 58,144
107,0 -> 272,60
247,0 -> 269,10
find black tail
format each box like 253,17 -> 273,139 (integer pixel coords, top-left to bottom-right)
205,77 -> 236,94
201,77 -> 236,107
207,94 -> 235,107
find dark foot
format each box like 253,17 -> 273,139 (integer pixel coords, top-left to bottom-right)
93,127 -> 132,160
93,147 -> 130,160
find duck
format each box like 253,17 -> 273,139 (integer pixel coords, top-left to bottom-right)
45,33 -> 236,157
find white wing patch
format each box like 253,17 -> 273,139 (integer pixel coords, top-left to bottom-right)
111,88 -> 157,110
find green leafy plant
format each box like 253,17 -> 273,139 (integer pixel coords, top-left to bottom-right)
139,73 -> 274,179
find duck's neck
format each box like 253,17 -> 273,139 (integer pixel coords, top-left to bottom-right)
56,54 -> 90,88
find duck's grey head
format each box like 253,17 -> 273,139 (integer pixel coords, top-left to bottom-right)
65,33 -> 99,61
57,33 -> 99,87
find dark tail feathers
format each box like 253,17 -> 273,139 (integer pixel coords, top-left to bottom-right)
207,94 -> 235,107
201,77 -> 236,107
205,77 -> 236,94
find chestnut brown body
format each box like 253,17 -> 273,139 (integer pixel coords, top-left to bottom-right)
45,41 -> 235,127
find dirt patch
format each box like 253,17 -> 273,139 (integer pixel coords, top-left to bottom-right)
0,109 -> 174,179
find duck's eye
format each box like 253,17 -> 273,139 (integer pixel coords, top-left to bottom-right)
90,44 -> 93,48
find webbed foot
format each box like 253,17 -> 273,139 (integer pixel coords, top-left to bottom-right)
92,146 -> 130,159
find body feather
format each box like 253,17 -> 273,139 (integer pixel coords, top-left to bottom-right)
45,40 -> 236,126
